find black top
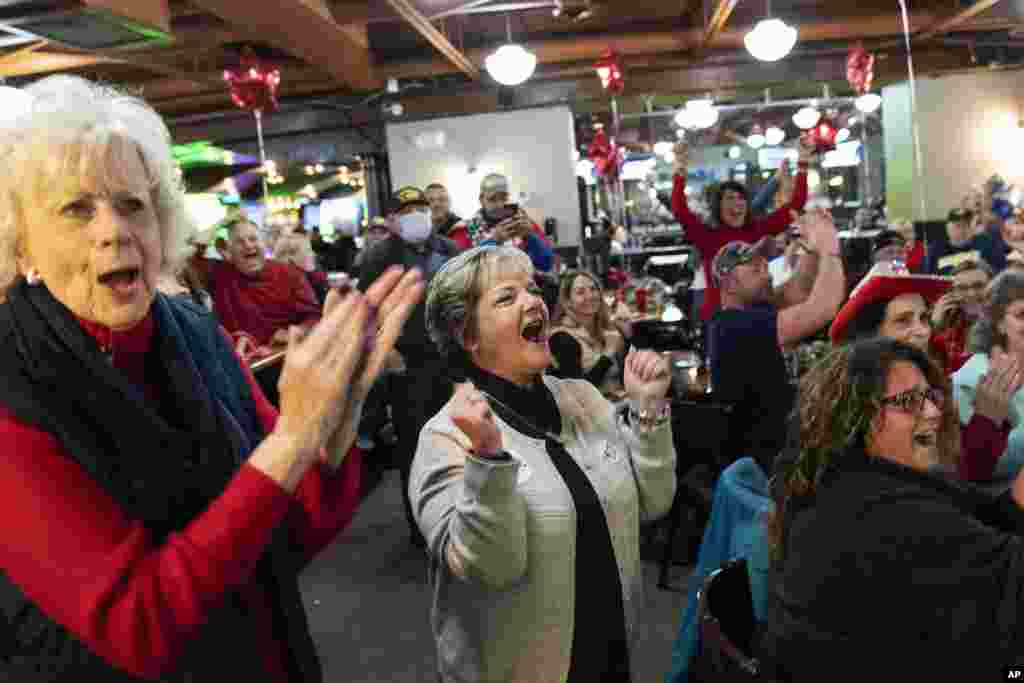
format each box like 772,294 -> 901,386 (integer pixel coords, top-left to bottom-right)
708,304 -> 794,473
463,363 -> 631,682
764,448 -> 1024,681
358,234 -> 459,365
548,331 -> 615,387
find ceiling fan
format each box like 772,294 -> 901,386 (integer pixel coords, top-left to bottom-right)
552,0 -> 604,22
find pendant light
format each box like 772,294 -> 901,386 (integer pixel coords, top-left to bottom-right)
485,15 -> 537,87
744,0 -> 797,62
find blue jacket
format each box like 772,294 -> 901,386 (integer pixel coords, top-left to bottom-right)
666,457 -> 773,683
482,231 -> 554,272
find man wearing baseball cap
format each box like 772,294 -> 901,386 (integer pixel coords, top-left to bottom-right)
358,186 -> 461,547
707,209 -> 846,474
456,172 -> 554,272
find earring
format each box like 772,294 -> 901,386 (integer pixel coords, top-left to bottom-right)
26,269 -> 42,286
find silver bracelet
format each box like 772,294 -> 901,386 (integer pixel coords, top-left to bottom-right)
627,398 -> 672,434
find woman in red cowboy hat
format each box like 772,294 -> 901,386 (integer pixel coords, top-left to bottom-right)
829,263 -> 1019,482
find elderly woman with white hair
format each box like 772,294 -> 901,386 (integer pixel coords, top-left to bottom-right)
413,245 -> 677,682
0,75 -> 424,681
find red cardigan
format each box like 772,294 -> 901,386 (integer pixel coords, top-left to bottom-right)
958,413 -> 1012,482
0,313 -> 363,681
671,171 -> 808,321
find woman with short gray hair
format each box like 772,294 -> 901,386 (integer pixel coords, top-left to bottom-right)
415,245 -> 677,682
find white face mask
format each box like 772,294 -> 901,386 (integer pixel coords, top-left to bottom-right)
398,210 -> 432,243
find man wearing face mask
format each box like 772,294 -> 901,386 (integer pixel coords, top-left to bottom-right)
358,186 -> 460,547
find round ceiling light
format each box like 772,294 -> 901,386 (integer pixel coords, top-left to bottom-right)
485,44 -> 538,86
765,126 -> 786,146
675,99 -> 719,130
653,141 -> 674,157
728,145 -> 742,159
747,133 -> 766,149
793,106 -> 821,130
855,93 -> 882,114
744,19 -> 798,62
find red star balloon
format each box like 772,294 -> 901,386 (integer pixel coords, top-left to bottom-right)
588,129 -> 623,181
846,42 -> 875,96
807,118 -> 838,153
594,51 -> 625,95
224,50 -> 281,113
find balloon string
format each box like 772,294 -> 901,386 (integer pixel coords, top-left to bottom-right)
255,108 -> 269,207
898,0 -> 928,222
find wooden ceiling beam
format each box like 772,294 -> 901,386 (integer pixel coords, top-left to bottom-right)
702,0 -> 741,48
382,0 -> 480,79
188,0 -> 382,90
377,11 -> 949,80
0,50 -> 118,78
916,0 -> 1006,41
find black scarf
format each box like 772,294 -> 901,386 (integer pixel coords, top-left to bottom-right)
0,280 -> 318,682
462,362 -> 631,682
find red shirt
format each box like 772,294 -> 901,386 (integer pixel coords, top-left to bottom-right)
209,259 -> 321,346
0,312 -> 363,680
671,172 -> 808,321
958,414 -> 1012,482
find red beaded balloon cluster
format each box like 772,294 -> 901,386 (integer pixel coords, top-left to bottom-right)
846,43 -> 875,96
224,51 -> 281,113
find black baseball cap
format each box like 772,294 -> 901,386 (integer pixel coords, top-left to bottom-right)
390,186 -> 429,213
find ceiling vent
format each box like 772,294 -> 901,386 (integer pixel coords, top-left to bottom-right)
0,1 -> 171,50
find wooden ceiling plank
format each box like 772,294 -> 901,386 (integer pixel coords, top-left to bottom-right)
377,11 -> 946,80
916,0 -> 1006,41
0,51 -> 118,78
188,0 -> 382,90
702,0 -> 741,48
382,0 -> 480,79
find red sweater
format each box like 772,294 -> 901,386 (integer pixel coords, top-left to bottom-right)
931,323 -> 971,375
0,313 -> 363,680
671,171 -> 808,321
958,413 -> 1012,482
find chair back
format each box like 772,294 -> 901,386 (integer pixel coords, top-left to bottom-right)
696,559 -> 761,678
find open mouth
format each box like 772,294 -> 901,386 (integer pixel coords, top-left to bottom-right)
913,432 -> 937,448
521,319 -> 547,344
98,267 -> 141,292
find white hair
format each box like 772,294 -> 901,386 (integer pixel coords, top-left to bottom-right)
0,75 -> 193,298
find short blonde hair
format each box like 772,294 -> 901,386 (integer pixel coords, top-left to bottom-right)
0,75 -> 193,299
426,245 -> 533,359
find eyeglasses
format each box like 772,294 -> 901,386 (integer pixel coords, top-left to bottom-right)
879,386 -> 945,413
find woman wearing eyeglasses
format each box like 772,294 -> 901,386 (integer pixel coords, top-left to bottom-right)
953,271 -> 1024,488
763,338 -> 1024,682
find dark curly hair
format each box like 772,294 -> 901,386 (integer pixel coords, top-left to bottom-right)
710,181 -> 750,229
767,338 -> 960,560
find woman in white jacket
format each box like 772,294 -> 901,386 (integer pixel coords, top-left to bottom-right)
414,245 -> 677,683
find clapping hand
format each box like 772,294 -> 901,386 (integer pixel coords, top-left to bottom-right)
672,141 -> 689,176
975,345 -> 1023,426
319,266 -> 425,465
624,347 -> 671,406
797,133 -> 816,163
